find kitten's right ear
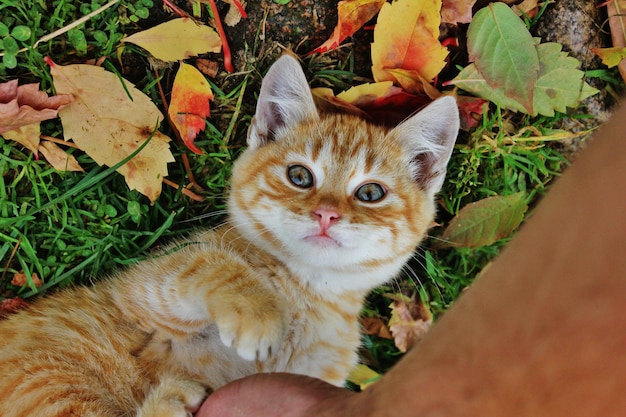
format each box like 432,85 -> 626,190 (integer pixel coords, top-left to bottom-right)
248,55 -> 319,149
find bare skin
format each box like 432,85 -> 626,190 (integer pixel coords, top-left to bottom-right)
198,100 -> 626,417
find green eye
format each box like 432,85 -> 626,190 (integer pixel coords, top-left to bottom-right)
287,165 -> 314,188
355,183 -> 386,202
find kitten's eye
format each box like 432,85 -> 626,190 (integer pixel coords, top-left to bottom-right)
355,183 -> 386,202
287,165 -> 314,189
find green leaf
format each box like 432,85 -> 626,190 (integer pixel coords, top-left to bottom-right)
439,192 -> 528,249
68,29 -> 87,54
3,54 -> 17,69
2,36 -> 19,54
0,23 -> 9,37
450,43 -> 599,116
11,25 -> 32,42
532,43 -> 599,116
467,2 -> 539,113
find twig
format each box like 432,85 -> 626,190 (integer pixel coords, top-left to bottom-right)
163,178 -> 205,201
39,135 -> 79,148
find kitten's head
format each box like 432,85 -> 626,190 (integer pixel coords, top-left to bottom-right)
229,55 -> 459,293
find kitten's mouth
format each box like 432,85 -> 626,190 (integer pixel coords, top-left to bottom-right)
304,233 -> 342,248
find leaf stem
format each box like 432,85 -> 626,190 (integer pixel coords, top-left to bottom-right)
208,0 -> 234,72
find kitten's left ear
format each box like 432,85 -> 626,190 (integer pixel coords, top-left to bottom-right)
248,54 -> 319,149
388,96 -> 460,196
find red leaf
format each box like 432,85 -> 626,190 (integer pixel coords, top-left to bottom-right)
456,95 -> 487,130
0,297 -> 29,319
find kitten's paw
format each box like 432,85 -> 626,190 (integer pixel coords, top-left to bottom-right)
216,302 -> 286,361
138,377 -> 207,417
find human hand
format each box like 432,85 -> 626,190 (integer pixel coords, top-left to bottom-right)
196,373 -> 355,417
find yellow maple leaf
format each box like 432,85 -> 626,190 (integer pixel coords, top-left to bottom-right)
371,0 -> 448,84
46,58 -> 175,202
123,18 -> 222,62
168,63 -> 214,154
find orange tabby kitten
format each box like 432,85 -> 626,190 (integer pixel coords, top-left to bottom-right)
0,55 -> 459,416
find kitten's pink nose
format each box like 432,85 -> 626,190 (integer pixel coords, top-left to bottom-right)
312,208 -> 341,232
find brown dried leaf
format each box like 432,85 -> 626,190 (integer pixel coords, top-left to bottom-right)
11,272 -> 43,288
441,0 -> 476,24
38,140 -> 84,172
360,316 -> 393,339
387,294 -> 433,353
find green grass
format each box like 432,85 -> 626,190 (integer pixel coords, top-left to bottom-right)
0,0 -> 621,380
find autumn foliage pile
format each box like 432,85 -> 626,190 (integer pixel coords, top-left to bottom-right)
0,0 -> 602,204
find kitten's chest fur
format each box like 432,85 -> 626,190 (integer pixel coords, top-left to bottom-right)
131,226 -> 364,388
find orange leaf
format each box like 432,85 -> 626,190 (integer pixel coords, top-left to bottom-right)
168,63 -> 214,155
309,0 -> 385,54
11,272 -> 43,289
371,0 -> 448,84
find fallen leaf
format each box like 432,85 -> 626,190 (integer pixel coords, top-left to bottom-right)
168,62 -> 214,154
360,316 -> 393,339
387,293 -> 433,353
47,58 -> 175,202
312,87 -> 370,118
11,272 -> 43,288
439,192 -> 528,249
309,0 -> 385,54
384,68 -> 442,97
371,0 -> 448,84
196,58 -> 219,78
122,18 -> 222,62
347,364 -> 381,390
455,95 -> 487,130
38,140 -> 84,172
606,0 -> 626,81
512,0 -> 539,18
592,46 -> 626,68
2,123 -> 41,154
450,43 -> 599,117
0,297 -> 29,319
337,81 -> 431,125
0,80 -> 73,136
441,0 -> 476,24
467,2 -> 539,114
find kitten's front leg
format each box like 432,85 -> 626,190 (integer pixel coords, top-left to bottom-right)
131,248 -> 288,362
199,258 -> 287,361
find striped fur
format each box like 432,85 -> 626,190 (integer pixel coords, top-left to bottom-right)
0,55 -> 459,416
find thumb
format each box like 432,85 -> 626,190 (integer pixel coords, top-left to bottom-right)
196,373 -> 354,417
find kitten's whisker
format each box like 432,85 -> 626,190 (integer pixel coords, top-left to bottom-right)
179,210 -> 229,223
